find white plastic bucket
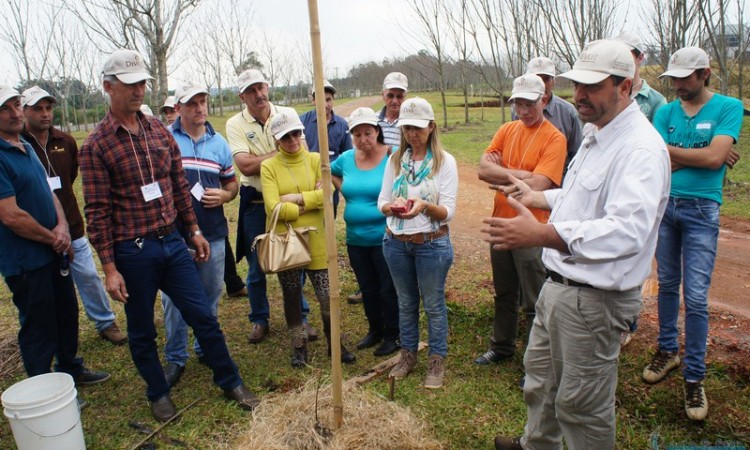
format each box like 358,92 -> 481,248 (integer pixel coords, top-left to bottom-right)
1,372 -> 86,450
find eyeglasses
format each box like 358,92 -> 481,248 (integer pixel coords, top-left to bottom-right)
280,130 -> 302,140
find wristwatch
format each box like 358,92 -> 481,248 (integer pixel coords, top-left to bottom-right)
190,229 -> 203,238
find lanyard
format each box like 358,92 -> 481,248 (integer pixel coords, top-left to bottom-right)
126,118 -> 156,187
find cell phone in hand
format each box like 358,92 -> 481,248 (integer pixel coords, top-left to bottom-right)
391,199 -> 414,214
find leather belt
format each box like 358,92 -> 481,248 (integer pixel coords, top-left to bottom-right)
142,223 -> 177,240
386,225 -> 449,244
546,270 -> 595,289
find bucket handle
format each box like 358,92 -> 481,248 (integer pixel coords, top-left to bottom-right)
12,412 -> 81,438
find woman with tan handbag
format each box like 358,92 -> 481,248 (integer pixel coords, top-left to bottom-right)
260,111 -> 356,368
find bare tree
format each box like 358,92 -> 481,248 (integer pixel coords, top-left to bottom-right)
0,0 -> 57,83
68,0 -> 201,105
445,0 -> 474,124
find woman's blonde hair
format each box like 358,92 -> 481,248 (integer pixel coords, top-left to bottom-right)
391,121 -> 445,176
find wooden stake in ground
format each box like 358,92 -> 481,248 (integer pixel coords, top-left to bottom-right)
305,0 -> 343,430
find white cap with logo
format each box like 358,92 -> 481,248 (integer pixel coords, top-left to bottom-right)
102,49 -> 154,84
347,107 -> 379,131
270,111 -> 304,140
509,74 -> 546,102
175,82 -> 210,104
659,47 -> 710,78
236,69 -> 268,93
0,85 -> 20,106
526,57 -> 556,77
558,40 -> 635,84
160,96 -> 177,112
383,72 -> 408,91
21,86 -> 56,107
398,97 -> 434,128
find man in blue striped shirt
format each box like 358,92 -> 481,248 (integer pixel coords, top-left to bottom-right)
378,72 -> 408,147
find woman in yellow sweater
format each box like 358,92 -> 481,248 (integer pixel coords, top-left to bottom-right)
260,111 -> 356,367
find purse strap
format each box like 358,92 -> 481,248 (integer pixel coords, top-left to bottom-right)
267,203 -> 283,236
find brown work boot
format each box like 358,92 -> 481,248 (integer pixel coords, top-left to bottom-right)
424,355 -> 445,389
494,435 -> 523,450
247,323 -> 269,344
224,384 -> 261,411
150,394 -> 177,423
100,322 -> 127,345
389,349 -> 417,379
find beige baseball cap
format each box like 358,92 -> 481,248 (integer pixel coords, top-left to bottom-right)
383,72 -> 408,91
509,74 -> 546,102
270,111 -> 304,140
659,47 -> 710,78
526,57 -> 556,77
236,69 -> 268,93
160,95 -> 177,113
312,80 -> 336,96
21,86 -> 56,107
175,82 -> 210,104
0,85 -> 20,106
558,40 -> 635,84
614,32 -> 643,54
347,107 -> 379,131
398,97 -> 434,128
102,49 -> 154,84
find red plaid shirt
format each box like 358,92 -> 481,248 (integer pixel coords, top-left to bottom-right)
79,111 -> 197,264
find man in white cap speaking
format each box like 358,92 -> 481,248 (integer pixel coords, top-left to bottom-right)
475,74 -> 566,367
643,46 -> 744,422
21,85 -> 127,346
485,40 -> 670,450
80,49 -> 259,422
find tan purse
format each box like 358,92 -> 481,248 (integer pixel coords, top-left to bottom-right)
252,203 -> 317,274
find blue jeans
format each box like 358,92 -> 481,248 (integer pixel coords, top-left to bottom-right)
242,203 -> 309,326
114,230 -> 241,401
5,257 -> 83,378
70,236 -> 116,332
347,244 -> 399,338
162,238 -> 225,366
656,197 -> 720,381
382,233 -> 453,357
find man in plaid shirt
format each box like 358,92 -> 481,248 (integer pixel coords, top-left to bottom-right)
79,49 -> 259,422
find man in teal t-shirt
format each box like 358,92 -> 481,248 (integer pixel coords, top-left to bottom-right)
643,47 -> 744,422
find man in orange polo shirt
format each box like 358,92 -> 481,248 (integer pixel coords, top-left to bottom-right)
475,74 -> 567,365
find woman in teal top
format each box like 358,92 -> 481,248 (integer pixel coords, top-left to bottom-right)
332,108 -> 400,357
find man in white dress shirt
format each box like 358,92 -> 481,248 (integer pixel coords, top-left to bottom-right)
485,40 -> 671,450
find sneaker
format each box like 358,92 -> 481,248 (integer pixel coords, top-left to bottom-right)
75,368 -> 111,386
424,355 -> 445,389
494,436 -> 523,450
684,380 -> 708,421
99,323 -> 127,345
247,323 -> 269,344
389,349 -> 417,379
619,331 -> 633,348
347,291 -> 363,304
473,349 -> 510,365
303,322 -> 319,342
642,350 -> 680,384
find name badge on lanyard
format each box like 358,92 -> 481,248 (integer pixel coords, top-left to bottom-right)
141,182 -> 163,202
47,176 -> 62,191
190,181 -> 205,201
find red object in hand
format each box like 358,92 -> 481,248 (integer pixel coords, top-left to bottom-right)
391,199 -> 414,214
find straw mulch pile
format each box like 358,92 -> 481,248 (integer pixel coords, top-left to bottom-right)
232,379 -> 443,450
0,331 -> 22,381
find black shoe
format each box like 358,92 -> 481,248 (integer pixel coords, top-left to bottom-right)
75,368 -> 111,386
150,394 -> 177,423
223,384 -> 260,411
291,346 -> 308,368
328,344 -> 357,364
356,331 -> 383,350
473,350 -> 510,365
164,363 -> 185,388
373,339 -> 400,357
494,435 -> 523,450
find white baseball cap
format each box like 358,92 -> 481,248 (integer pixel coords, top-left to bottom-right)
102,49 -> 154,84
347,107 -> 379,131
398,97 -> 434,128
526,57 -> 556,77
270,111 -> 304,140
140,104 -> 154,116
614,32 -> 643,54
312,80 -> 336,96
558,40 -> 635,84
383,72 -> 408,91
160,96 -> 177,112
237,69 -> 268,93
21,86 -> 56,107
659,47 -> 710,78
174,81 -> 209,104
509,74 -> 546,102
0,85 -> 20,106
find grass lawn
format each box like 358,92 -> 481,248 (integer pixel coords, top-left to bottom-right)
1,93 -> 749,449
